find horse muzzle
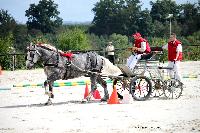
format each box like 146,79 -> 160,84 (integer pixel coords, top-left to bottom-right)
26,61 -> 34,69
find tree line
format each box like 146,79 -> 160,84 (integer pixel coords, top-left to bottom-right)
0,0 -> 200,70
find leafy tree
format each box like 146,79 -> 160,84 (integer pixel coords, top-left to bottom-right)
90,0 -> 141,36
0,9 -> 16,37
13,24 -> 28,51
151,20 -> 166,37
150,0 -> 180,23
137,9 -> 154,37
25,0 -> 63,34
178,3 -> 200,36
87,33 -> 104,50
150,0 -> 183,37
122,0 -> 141,35
57,28 -> 91,51
0,33 -> 14,69
90,0 -> 117,35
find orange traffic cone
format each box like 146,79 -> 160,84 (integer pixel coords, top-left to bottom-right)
93,89 -> 101,99
84,83 -> 89,99
107,85 -> 120,104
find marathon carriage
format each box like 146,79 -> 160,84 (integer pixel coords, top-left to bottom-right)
115,47 -> 183,100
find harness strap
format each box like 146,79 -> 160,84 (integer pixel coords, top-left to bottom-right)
44,49 -> 59,67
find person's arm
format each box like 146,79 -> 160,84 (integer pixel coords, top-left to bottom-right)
111,45 -> 114,52
162,44 -> 168,50
174,44 -> 182,61
105,46 -> 109,52
137,42 -> 146,52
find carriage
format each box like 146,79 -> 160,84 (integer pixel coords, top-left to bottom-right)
114,48 -> 183,101
26,43 -> 183,105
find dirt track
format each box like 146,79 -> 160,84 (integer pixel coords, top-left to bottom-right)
0,61 -> 200,133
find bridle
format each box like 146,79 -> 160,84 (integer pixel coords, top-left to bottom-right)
27,45 -> 41,65
27,44 -> 60,67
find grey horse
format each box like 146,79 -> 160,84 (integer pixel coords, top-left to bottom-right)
26,43 -> 122,105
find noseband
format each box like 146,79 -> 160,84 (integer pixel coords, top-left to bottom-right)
27,45 -> 37,64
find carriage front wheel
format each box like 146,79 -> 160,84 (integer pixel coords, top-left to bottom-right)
130,76 -> 152,101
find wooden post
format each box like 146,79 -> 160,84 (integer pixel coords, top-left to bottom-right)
12,48 -> 16,71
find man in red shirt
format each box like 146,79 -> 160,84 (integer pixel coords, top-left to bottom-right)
127,32 -> 151,70
162,33 -> 183,82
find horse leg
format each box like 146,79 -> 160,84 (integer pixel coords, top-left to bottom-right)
44,80 -> 49,95
84,73 -> 98,101
97,75 -> 109,101
45,81 -> 54,105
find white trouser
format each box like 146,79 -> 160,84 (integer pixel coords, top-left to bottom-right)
126,54 -> 142,70
167,61 -> 182,82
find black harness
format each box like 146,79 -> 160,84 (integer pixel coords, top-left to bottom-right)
86,52 -> 103,72
43,48 -> 59,67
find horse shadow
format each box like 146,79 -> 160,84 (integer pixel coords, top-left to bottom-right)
0,100 -> 103,109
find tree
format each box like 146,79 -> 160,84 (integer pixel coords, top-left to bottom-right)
137,9 -> 154,37
13,24 -> 28,51
0,9 -> 16,37
90,0 -> 117,35
0,33 -> 14,69
122,0 -> 141,35
90,0 -> 141,36
150,0 -> 180,23
149,0 -> 182,37
178,3 -> 200,36
25,0 -> 63,34
57,28 -> 91,51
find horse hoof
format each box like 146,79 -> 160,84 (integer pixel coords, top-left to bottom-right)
45,101 -> 52,106
81,99 -> 87,103
45,99 -> 52,105
101,95 -> 109,102
51,94 -> 54,98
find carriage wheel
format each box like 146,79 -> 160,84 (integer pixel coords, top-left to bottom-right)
130,76 -> 152,101
151,79 -> 164,97
163,79 -> 183,99
113,79 -> 131,99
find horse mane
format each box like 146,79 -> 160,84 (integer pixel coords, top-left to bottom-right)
36,43 -> 63,53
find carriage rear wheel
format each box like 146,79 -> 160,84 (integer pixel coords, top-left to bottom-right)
163,79 -> 183,99
130,76 -> 152,101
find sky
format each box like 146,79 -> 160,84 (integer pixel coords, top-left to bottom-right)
0,0 -> 198,24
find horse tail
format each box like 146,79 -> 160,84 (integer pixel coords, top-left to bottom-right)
100,56 -> 122,76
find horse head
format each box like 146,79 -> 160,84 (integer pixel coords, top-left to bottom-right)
26,43 -> 41,69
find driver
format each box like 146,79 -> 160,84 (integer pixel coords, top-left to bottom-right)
127,32 -> 151,70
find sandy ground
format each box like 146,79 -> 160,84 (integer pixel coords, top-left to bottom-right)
0,61 -> 200,133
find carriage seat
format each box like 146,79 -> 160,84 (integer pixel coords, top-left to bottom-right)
140,46 -> 163,61
140,52 -> 154,60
